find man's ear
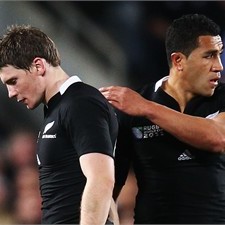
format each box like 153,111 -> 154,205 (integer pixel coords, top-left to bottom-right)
171,52 -> 184,71
33,57 -> 46,76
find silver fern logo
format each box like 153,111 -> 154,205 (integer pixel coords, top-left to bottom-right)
43,121 -> 55,134
42,121 -> 57,139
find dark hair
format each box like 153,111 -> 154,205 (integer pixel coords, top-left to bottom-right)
0,24 -> 61,70
165,14 -> 220,67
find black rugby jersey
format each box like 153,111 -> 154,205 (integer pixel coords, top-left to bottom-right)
36,76 -> 118,224
115,76 -> 225,224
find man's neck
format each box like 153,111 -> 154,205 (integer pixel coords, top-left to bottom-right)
162,74 -> 195,113
44,66 -> 69,104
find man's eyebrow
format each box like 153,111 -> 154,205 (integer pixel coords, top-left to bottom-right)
204,48 -> 223,55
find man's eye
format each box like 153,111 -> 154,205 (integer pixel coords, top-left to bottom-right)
8,79 -> 17,85
205,54 -> 213,59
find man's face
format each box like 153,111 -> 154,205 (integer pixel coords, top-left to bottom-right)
0,65 -> 43,109
183,35 -> 223,97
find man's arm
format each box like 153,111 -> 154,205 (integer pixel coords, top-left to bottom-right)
79,152 -> 115,225
100,86 -> 225,153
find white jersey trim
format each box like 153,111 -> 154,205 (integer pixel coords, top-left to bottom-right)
154,76 -> 169,92
60,76 -> 82,95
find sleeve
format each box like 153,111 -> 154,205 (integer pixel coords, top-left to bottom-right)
64,95 -> 116,158
114,109 -> 134,187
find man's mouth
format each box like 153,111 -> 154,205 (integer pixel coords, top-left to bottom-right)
209,78 -> 219,86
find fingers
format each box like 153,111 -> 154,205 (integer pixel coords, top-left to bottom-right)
99,86 -> 128,95
99,86 -> 117,101
99,86 -> 115,92
99,86 -> 122,110
99,86 -> 145,116
99,85 -> 133,105
98,87 -> 107,92
108,198 -> 119,225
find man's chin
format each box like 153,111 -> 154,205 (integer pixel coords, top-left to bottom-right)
26,102 -> 41,110
26,105 -> 35,110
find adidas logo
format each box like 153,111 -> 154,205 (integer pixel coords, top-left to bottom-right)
178,150 -> 193,161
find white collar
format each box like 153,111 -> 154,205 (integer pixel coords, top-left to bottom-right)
60,76 -> 82,95
154,76 -> 169,92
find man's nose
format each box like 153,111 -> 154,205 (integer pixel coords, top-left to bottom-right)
7,86 -> 17,98
213,57 -> 223,72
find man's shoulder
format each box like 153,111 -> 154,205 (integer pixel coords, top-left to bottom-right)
65,82 -> 101,99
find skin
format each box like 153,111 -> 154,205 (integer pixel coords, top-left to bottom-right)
0,58 -> 116,225
0,58 -> 67,109
80,153 -> 115,225
100,35 -> 225,153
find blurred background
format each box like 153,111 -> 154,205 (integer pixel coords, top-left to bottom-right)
0,1 -> 225,224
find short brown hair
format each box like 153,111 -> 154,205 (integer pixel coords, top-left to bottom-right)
0,24 -> 61,70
